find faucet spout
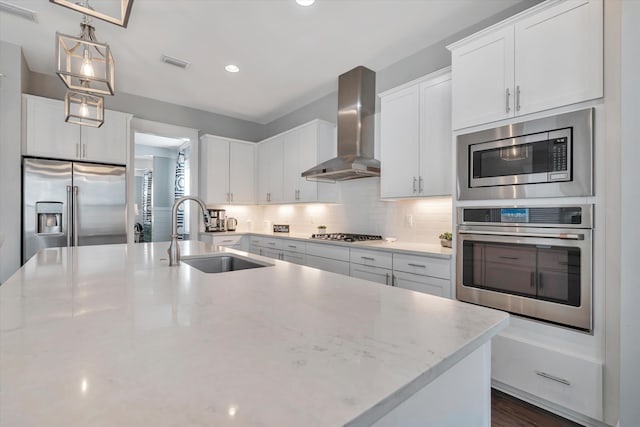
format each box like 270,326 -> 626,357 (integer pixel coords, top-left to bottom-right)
168,196 -> 211,266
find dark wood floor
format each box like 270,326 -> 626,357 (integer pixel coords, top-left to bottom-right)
492,389 -> 583,427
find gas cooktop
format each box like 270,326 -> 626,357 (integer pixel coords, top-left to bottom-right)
310,233 -> 383,242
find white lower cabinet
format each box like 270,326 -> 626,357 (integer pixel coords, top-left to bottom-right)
199,234 -> 246,251
350,264 -> 392,285
492,334 -> 603,421
306,254 -> 350,276
392,253 -> 452,298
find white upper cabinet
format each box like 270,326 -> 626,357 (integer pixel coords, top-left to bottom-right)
448,0 -> 603,130
451,27 -> 515,129
201,135 -> 255,204
259,120 -> 336,204
81,109 -> 130,164
23,95 -> 130,165
257,135 -> 284,204
380,70 -> 452,199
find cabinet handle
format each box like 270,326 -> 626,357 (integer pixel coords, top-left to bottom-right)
222,239 -> 234,243
535,371 -> 571,386
75,143 -> 79,158
516,85 -> 521,112
268,242 -> 276,246
505,88 -> 511,113
419,176 -> 423,193
230,192 -> 234,202
413,177 -> 417,193
361,256 -> 375,261
288,245 -> 297,248
530,272 -> 536,288
82,144 -> 86,158
539,272 -> 544,290
407,263 -> 426,268
392,274 -> 396,287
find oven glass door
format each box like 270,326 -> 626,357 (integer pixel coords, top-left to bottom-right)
462,240 -> 581,307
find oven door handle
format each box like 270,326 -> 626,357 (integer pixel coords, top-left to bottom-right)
458,229 -> 585,240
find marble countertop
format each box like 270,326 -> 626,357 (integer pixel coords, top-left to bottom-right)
201,231 -> 453,258
1,241 -> 506,426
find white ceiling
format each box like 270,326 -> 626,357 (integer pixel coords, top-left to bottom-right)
1,0 -> 523,124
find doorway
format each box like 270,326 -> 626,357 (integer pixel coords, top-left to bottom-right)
128,119 -> 199,243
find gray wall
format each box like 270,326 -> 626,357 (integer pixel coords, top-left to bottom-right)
0,41 -> 25,283
26,71 -> 264,142
619,0 -> 640,424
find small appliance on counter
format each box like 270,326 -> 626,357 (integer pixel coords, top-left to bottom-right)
206,209 -> 226,232
226,217 -> 238,231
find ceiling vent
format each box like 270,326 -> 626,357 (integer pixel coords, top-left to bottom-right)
0,1 -> 38,22
161,55 -> 191,69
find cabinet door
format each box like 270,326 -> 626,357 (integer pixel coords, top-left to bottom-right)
81,110 -> 129,164
258,137 -> 283,203
393,271 -> 450,298
24,95 -> 80,159
350,264 -> 391,285
305,254 -> 350,276
295,124 -> 319,202
380,85 -> 421,198
419,76 -> 452,196
451,27 -> 515,130
282,130 -> 301,202
229,141 -> 255,204
282,251 -> 306,265
514,0 -> 603,116
201,136 -> 230,204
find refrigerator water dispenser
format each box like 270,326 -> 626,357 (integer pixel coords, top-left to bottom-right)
36,202 -> 63,235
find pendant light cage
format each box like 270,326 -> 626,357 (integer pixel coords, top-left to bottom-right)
56,23 -> 115,96
65,90 -> 104,128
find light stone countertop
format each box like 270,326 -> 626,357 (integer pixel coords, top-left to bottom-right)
0,241 -> 506,426
201,231 -> 453,258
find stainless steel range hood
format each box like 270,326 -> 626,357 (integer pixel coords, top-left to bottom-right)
302,66 -> 380,182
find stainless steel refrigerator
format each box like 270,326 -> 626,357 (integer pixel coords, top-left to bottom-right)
22,157 -> 127,263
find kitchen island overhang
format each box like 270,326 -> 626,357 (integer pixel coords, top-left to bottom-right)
0,241 -> 508,426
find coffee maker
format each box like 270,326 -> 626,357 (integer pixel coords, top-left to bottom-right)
206,209 -> 226,232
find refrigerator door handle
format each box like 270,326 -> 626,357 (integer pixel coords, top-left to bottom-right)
73,186 -> 79,247
67,185 -> 72,247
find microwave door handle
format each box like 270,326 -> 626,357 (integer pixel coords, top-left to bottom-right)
458,229 -> 584,240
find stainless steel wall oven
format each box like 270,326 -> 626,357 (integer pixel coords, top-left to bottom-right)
457,108 -> 594,200
456,205 -> 593,331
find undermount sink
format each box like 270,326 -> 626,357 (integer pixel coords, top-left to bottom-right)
182,254 -> 272,274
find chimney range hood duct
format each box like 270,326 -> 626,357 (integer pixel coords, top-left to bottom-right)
301,66 -> 380,182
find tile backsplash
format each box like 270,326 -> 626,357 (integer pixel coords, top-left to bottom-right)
212,179 -> 452,245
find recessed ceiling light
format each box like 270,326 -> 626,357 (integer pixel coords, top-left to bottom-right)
225,64 -> 240,73
296,0 -> 315,5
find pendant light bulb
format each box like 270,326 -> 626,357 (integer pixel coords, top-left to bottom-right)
81,47 -> 95,77
79,97 -> 90,117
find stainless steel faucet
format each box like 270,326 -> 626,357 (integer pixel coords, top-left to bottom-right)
168,196 -> 211,266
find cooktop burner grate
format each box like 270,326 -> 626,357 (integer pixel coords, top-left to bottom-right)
310,233 -> 383,242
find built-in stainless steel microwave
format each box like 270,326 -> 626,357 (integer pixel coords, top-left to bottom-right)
457,108 -> 594,200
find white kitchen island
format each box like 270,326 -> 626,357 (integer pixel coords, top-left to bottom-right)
0,242 -> 508,426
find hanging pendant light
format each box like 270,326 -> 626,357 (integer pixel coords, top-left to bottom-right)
64,85 -> 104,127
56,17 -> 115,95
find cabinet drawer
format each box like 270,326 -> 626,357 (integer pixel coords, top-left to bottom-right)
393,271 -> 450,298
393,253 -> 450,279
306,254 -> 350,276
261,248 -> 282,260
282,251 -> 306,265
306,242 -> 350,262
350,248 -> 393,269
282,240 -> 306,254
492,334 -> 603,420
213,235 -> 243,247
262,238 -> 283,250
249,236 -> 263,247
350,264 -> 392,285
